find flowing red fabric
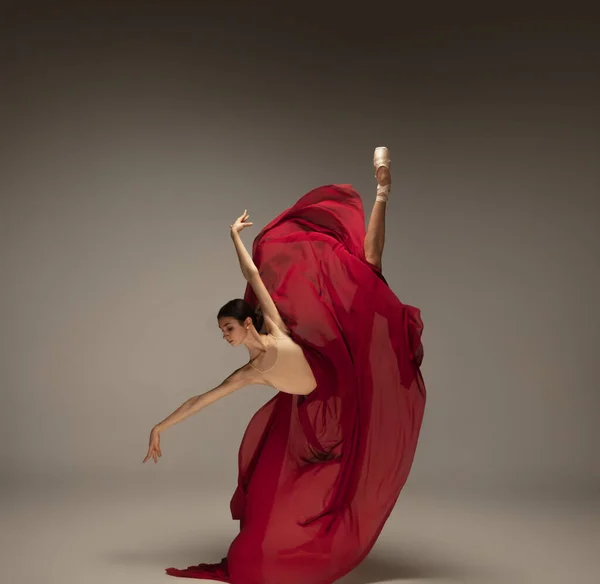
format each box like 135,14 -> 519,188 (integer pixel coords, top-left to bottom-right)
166,184 -> 426,583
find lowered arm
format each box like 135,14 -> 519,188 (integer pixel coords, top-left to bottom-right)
155,364 -> 259,432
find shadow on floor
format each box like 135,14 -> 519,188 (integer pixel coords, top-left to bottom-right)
104,541 -> 500,583
337,550 -> 499,583
104,539 -> 231,568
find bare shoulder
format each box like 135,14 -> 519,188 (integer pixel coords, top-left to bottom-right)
263,313 -> 291,338
225,362 -> 263,388
199,363 -> 264,408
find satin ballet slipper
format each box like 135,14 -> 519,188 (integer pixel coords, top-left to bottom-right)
373,146 -> 391,202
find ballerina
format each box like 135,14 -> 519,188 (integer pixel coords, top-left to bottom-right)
144,147 -> 426,584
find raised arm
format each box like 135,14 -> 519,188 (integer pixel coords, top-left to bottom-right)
154,364 -> 259,433
230,209 -> 258,280
230,210 -> 288,333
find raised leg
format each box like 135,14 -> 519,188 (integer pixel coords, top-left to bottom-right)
364,147 -> 391,270
364,198 -> 387,270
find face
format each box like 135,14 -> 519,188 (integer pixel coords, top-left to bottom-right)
218,317 -> 248,346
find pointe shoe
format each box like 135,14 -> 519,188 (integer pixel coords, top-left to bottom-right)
373,146 -> 391,202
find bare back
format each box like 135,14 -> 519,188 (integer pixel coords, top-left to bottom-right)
248,323 -> 317,396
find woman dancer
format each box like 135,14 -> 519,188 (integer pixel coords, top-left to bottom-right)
143,147 -> 426,583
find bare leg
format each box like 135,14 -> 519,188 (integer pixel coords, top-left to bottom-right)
364,150 -> 391,270
364,198 -> 387,270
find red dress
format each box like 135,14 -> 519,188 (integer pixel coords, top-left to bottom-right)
166,184 -> 426,583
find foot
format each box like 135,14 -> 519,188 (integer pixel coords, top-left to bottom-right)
373,146 -> 391,202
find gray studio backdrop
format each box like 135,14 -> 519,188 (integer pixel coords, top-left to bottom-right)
1,7 -> 598,500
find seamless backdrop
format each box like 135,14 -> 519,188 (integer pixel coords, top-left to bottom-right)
1,3 -> 599,502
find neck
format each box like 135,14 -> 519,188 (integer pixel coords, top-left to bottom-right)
243,328 -> 268,354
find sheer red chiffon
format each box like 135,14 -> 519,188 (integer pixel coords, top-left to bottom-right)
166,184 -> 426,583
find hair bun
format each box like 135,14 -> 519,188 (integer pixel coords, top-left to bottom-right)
217,298 -> 266,333
253,306 -> 265,332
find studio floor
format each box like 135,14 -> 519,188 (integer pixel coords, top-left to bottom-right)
1,474 -> 597,584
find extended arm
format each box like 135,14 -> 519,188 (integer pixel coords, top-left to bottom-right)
154,364 -> 259,433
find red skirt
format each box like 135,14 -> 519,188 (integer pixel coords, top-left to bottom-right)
166,184 -> 426,583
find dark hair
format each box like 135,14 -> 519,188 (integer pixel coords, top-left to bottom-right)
217,298 -> 264,332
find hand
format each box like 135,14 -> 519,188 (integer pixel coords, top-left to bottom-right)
230,210 -> 253,234
143,426 -> 162,464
